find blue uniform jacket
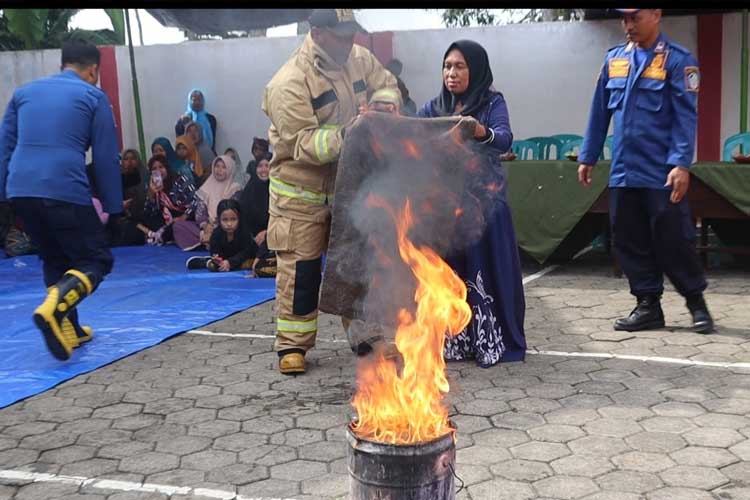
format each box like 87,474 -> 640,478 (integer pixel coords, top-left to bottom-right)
0,70 -> 123,213
579,33 -> 700,189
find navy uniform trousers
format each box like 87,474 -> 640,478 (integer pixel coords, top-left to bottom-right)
12,197 -> 113,324
609,187 -> 706,299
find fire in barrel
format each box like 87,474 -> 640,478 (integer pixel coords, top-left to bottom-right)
348,196 -> 472,499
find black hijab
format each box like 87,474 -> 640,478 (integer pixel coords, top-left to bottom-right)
430,40 -> 496,118
239,154 -> 270,235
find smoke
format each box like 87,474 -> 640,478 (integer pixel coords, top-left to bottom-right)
319,112 -> 505,342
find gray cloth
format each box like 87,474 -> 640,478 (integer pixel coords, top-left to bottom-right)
319,112 -> 502,328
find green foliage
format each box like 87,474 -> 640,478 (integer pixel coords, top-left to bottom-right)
103,9 -> 125,45
441,9 -> 497,28
439,9 -> 584,27
0,8 -> 126,51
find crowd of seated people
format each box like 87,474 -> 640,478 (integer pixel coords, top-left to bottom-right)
1,87 -> 275,277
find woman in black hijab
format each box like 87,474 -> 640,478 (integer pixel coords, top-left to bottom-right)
418,39 -> 526,368
240,152 -> 276,276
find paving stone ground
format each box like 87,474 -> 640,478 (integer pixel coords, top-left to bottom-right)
1,252 -> 749,499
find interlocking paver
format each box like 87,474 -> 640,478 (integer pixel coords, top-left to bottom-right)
671,446 -> 739,467
490,411 -> 545,430
0,259 -> 748,500
660,465 -> 729,490
119,451 -> 179,474
683,427 -> 744,447
468,478 -> 535,500
612,451 -> 675,472
568,435 -> 629,458
625,432 -> 687,453
180,449 -> 236,471
551,454 -> 614,477
491,459 -> 552,481
584,418 -> 642,438
59,457 -> 119,476
471,428 -> 529,448
510,441 -> 570,462
596,470 -> 663,494
528,424 -> 585,443
534,475 -> 599,499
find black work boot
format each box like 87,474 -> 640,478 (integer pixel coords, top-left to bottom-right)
614,295 -> 665,332
686,294 -> 714,334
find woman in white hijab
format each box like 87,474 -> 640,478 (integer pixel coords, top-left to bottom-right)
172,155 -> 242,250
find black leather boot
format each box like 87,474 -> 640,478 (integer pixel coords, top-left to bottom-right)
686,294 -> 714,334
614,295 -> 665,332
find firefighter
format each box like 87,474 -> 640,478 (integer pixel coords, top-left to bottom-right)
262,9 -> 399,374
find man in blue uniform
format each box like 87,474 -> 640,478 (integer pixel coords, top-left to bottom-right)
578,9 -> 713,333
0,41 -> 122,359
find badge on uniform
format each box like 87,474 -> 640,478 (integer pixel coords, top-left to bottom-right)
643,52 -> 668,81
684,66 -> 700,92
609,58 -> 630,78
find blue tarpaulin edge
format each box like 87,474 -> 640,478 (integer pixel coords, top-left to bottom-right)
0,245 -> 275,409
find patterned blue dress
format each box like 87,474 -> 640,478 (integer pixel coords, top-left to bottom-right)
419,94 -> 526,367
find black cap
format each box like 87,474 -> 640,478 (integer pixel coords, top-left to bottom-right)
308,9 -> 365,35
614,9 -> 642,14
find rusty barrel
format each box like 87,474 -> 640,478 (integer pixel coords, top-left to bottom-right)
346,424 -> 456,500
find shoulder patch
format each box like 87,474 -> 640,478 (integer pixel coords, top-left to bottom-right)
684,66 -> 700,92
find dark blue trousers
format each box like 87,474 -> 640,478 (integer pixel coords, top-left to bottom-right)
609,187 -> 706,298
12,197 -> 113,288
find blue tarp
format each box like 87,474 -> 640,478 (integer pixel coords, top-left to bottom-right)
0,245 -> 276,409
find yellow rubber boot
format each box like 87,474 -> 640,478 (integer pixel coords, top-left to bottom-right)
33,270 -> 94,361
279,352 -> 306,375
61,318 -> 93,346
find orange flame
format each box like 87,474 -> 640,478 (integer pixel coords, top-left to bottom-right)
402,139 -> 422,159
352,195 -> 472,445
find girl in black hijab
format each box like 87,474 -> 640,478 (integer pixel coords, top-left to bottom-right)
418,39 -> 526,368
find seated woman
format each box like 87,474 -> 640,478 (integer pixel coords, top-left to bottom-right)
175,89 -> 217,150
138,155 -> 197,245
240,152 -> 276,277
108,148 -> 148,246
120,148 -> 146,219
151,137 -> 179,169
186,122 -> 217,178
175,135 -> 204,181
418,39 -> 526,367
224,147 -> 249,187
245,137 -> 269,176
186,199 -> 258,272
172,155 -> 242,251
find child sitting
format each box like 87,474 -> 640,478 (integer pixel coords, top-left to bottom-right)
186,199 -> 256,272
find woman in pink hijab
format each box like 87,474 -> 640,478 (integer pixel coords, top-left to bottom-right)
173,155 -> 242,251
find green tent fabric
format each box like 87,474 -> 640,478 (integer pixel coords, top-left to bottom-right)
505,161 -> 750,264
691,163 -> 750,216
506,161 -> 609,264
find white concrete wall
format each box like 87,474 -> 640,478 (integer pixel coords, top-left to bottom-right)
393,16 -> 697,140
5,14 -> 746,164
115,35 -> 304,165
0,48 -> 61,110
721,12 -> 750,157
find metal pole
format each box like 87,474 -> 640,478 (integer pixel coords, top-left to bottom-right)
134,9 -> 145,46
741,9 -> 748,139
125,9 -> 147,161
